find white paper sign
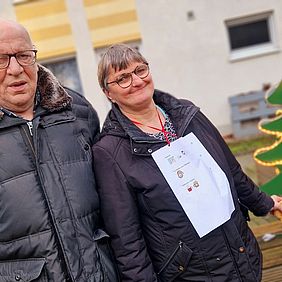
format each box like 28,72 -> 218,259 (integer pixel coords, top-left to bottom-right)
152,133 -> 235,237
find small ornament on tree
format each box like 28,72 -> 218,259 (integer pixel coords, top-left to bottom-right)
254,81 -> 282,199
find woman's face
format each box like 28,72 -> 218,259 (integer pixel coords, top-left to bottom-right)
105,61 -> 154,113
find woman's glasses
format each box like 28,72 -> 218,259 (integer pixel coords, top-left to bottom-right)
107,63 -> 149,89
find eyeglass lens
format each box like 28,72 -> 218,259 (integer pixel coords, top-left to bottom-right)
0,50 -> 37,69
116,64 -> 149,88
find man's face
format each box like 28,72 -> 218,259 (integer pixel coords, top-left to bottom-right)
0,21 -> 38,117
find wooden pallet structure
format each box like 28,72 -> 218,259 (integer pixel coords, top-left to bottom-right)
252,213 -> 282,282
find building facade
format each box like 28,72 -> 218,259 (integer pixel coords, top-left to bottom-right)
4,0 -> 282,135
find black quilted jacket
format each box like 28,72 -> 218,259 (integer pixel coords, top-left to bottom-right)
93,89 -> 273,282
0,65 -> 117,281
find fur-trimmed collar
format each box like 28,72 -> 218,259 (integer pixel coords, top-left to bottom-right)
37,64 -> 72,112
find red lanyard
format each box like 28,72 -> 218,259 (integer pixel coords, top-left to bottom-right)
130,108 -> 175,145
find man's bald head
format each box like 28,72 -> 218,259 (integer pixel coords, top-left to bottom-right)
0,18 -> 38,120
0,18 -> 33,47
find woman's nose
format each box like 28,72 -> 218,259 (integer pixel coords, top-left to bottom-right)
131,73 -> 143,86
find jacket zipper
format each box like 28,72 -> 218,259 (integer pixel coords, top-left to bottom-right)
32,117 -> 75,281
27,121 -> 33,136
157,241 -> 183,275
20,124 -> 36,163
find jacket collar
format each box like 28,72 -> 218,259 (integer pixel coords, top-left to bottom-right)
37,64 -> 72,112
100,89 -> 199,155
0,65 -> 73,127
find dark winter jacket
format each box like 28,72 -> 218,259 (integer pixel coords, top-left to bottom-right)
0,65 -> 118,281
92,89 -> 274,282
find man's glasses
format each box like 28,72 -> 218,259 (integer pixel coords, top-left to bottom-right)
0,50 -> 37,69
107,63 -> 149,89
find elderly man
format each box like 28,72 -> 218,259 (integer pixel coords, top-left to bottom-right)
0,18 -> 118,281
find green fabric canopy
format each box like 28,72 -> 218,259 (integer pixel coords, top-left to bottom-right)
255,82 -> 282,196
267,81 -> 282,105
261,116 -> 282,132
256,142 -> 282,164
260,166 -> 282,195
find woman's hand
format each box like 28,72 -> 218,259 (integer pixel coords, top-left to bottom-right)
270,195 -> 282,220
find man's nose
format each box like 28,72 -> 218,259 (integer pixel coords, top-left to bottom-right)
7,56 -> 23,74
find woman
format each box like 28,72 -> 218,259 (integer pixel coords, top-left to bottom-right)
92,43 -> 282,281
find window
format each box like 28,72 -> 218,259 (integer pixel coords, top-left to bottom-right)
43,58 -> 83,94
226,11 -> 278,61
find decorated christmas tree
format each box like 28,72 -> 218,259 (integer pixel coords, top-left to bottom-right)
254,81 -> 282,197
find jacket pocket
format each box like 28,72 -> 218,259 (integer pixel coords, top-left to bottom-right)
157,241 -> 193,282
0,258 -> 47,282
93,229 -> 120,282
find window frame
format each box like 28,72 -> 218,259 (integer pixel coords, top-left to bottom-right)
225,11 -> 279,62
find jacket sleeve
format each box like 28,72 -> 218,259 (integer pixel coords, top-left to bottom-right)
194,111 -> 274,216
92,144 -> 158,282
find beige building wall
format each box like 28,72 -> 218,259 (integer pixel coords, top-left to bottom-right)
14,0 -> 141,61
136,0 -> 282,134
9,0 -> 282,134
0,0 -> 16,19
13,0 -> 141,122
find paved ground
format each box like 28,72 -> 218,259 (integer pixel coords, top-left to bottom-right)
236,153 -> 259,184
251,217 -> 282,282
236,153 -> 282,281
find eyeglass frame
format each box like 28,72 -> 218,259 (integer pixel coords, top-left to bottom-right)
106,63 -> 150,89
0,50 -> 38,69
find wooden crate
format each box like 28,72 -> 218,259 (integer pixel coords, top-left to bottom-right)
229,91 -> 276,138
251,220 -> 282,282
